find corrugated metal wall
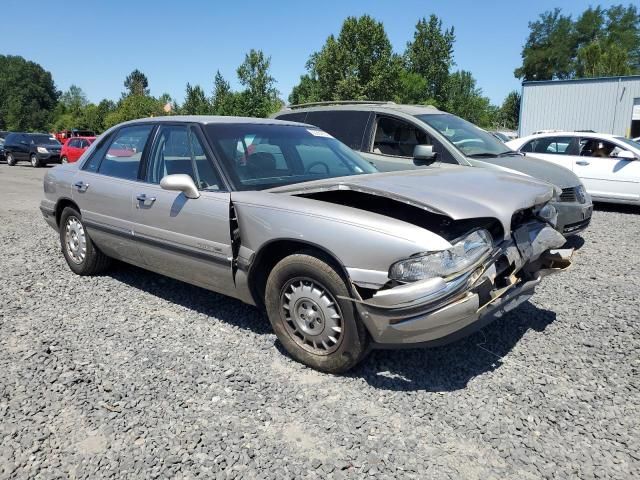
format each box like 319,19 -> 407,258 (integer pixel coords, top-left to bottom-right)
519,76 -> 640,137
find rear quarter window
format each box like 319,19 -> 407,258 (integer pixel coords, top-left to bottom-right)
304,111 -> 370,150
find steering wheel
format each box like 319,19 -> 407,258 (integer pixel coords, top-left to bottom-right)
304,161 -> 330,174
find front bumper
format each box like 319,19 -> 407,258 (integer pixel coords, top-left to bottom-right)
37,152 -> 61,163
553,199 -> 592,236
349,223 -> 572,347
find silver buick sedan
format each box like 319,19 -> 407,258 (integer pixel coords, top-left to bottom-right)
41,116 -> 573,372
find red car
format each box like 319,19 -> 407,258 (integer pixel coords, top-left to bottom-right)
60,136 -> 96,163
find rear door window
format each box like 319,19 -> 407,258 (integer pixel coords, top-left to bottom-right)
528,136 -> 577,155
304,111 -> 370,150
88,125 -> 153,180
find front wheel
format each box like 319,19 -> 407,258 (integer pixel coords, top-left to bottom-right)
59,207 -> 111,275
30,154 -> 42,168
6,153 -> 16,166
61,156 -> 69,164
265,252 -> 370,373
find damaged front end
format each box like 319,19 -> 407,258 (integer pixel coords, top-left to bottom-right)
346,220 -> 572,347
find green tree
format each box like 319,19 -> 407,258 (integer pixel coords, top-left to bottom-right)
515,8 -> 575,80
292,15 -> 402,102
497,90 -> 521,130
516,4 -> 640,80
404,15 -> 455,104
59,85 -> 88,115
236,50 -> 281,117
444,70 -> 495,128
182,83 -> 211,115
104,95 -> 164,128
211,71 -> 238,115
0,55 -> 58,131
123,69 -> 150,96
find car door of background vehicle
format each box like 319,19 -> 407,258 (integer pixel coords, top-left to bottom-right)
572,137 -> 640,201
360,115 -> 456,171
520,136 -> 577,171
73,124 -> 155,262
69,139 -> 84,161
133,124 -> 235,295
17,134 -> 31,160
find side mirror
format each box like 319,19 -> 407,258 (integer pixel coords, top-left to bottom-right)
615,150 -> 637,160
160,174 -> 200,199
413,144 -> 438,166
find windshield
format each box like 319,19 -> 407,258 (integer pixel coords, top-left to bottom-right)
615,137 -> 640,151
416,113 -> 512,157
30,134 -> 61,145
204,124 -> 377,190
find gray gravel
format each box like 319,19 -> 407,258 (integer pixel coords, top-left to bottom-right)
1,164 -> 639,479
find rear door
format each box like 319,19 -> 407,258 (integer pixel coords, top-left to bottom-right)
133,124 -> 234,294
72,124 -> 155,262
519,136 -> 577,170
573,137 -> 640,201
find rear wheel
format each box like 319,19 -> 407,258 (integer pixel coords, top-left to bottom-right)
265,252 -> 369,373
59,207 -> 111,275
6,153 -> 16,166
30,154 -> 42,168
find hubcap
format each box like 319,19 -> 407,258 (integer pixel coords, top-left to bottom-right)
281,278 -> 343,355
65,216 -> 87,264
31,156 -> 37,166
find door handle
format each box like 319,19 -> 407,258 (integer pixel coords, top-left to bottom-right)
136,193 -> 156,205
576,160 -> 590,166
74,181 -> 89,192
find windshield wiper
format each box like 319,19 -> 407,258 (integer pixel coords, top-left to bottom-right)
498,151 -> 521,157
467,152 -> 499,158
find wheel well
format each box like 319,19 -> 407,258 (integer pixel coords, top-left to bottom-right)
55,198 -> 80,226
248,240 -> 349,308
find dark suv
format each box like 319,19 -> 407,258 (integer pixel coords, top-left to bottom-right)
4,133 -> 62,167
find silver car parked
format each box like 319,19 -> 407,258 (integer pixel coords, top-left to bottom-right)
41,116 -> 573,372
273,102 -> 593,236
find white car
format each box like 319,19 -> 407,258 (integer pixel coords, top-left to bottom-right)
507,132 -> 640,205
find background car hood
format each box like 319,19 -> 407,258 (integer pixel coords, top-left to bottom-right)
473,154 -> 579,189
270,166 -> 555,239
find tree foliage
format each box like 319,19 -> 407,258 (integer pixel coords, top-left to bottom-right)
497,91 -> 521,130
443,71 -> 495,128
236,49 -> 281,117
124,69 -> 150,97
405,15 -> 455,104
181,83 -> 211,115
211,71 -> 237,116
516,4 -> 640,80
290,15 -> 402,103
0,55 -> 58,131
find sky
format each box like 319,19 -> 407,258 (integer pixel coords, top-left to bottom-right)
2,0 -> 626,106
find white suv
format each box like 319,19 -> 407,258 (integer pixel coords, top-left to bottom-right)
508,132 -> 640,205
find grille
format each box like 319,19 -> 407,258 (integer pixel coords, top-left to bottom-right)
559,187 -> 577,202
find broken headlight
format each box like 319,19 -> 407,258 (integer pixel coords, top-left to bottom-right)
537,203 -> 558,228
389,229 -> 493,282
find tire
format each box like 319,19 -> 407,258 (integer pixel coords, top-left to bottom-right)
30,154 -> 42,168
59,207 -> 111,275
61,156 -> 68,164
6,153 -> 16,166
265,252 -> 370,373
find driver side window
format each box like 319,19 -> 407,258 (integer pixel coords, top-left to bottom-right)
579,138 -> 622,158
372,116 -> 427,157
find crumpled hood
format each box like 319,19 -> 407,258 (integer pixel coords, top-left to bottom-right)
475,154 -> 580,189
268,166 -> 556,239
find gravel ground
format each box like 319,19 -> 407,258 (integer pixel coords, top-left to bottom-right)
0,164 -> 639,479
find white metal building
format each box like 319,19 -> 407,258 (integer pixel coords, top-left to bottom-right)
519,75 -> 640,138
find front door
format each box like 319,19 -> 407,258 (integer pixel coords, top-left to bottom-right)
572,137 -> 640,202
133,124 -> 234,294
72,124 -> 155,262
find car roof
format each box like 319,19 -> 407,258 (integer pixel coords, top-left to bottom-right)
522,131 -> 622,140
276,102 -> 443,116
118,115 -> 314,128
